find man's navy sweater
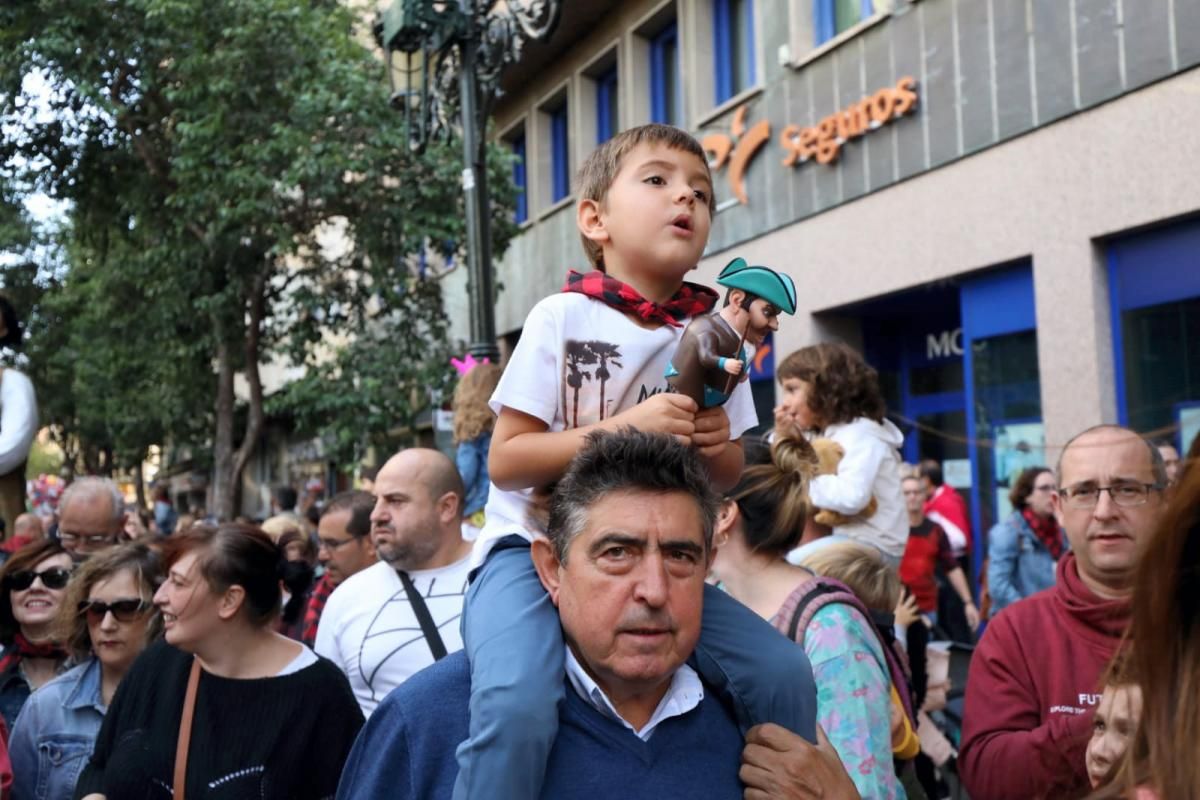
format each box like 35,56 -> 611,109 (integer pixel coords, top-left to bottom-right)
335,651 -> 745,799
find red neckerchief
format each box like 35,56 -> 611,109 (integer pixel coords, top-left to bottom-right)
1022,507 -> 1064,560
0,632 -> 67,675
561,270 -> 717,328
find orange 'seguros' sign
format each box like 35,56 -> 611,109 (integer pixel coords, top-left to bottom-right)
702,76 -> 919,206
781,76 -> 918,166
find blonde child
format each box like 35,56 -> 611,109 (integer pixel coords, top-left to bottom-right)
452,360 -> 502,530
1086,653 -> 1142,790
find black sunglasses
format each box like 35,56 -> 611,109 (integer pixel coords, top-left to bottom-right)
5,567 -> 71,592
77,598 -> 152,624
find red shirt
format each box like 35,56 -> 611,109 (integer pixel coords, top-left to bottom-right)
898,519 -> 958,612
0,715 -> 11,798
960,553 -> 1130,800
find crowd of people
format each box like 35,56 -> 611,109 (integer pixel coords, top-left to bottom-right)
0,122 -> 1193,800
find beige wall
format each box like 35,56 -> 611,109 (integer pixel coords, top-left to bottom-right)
693,67 -> 1200,454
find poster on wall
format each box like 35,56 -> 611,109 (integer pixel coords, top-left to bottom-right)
1180,404 -> 1200,454
992,421 -> 1046,488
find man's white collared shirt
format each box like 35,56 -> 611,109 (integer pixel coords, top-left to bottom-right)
563,645 -> 705,741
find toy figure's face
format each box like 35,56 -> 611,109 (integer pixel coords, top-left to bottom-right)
741,297 -> 781,345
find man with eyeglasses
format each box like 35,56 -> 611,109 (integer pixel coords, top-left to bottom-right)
960,425 -> 1168,800
56,477 -> 125,562
302,490 -> 378,646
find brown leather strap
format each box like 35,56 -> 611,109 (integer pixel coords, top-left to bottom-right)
174,658 -> 201,800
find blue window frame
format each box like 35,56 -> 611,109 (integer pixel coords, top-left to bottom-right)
1107,220 -> 1200,443
814,0 -> 874,46
511,133 -> 527,224
550,104 -> 569,202
650,23 -> 680,126
596,66 -> 618,143
713,0 -> 756,105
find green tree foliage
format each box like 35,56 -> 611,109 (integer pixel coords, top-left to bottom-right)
1,0 -> 516,516
270,277 -> 458,469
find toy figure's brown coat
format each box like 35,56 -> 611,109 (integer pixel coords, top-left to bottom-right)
666,313 -> 746,408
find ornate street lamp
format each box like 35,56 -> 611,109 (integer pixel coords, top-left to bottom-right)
378,0 -> 562,363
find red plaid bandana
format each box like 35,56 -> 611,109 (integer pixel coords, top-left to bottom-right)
561,270 -> 718,328
0,633 -> 66,675
302,573 -> 336,647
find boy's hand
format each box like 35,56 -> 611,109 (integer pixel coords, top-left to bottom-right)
609,392 -> 697,443
693,405 -> 731,458
894,589 -> 921,628
722,358 -> 744,375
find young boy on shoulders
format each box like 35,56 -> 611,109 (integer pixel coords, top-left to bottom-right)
454,125 -> 817,800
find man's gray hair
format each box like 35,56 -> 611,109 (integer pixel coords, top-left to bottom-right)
546,428 -> 721,563
1056,424 -> 1169,487
59,476 -> 125,525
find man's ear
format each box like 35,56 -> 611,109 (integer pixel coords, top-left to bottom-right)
1051,491 -> 1065,528
530,538 -> 563,607
218,585 -> 247,621
437,491 -> 461,527
577,197 -> 609,248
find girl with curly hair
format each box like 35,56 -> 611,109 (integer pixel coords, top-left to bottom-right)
775,342 -> 908,565
452,361 -> 502,529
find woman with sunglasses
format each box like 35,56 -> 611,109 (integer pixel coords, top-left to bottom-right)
75,523 -> 362,800
0,540 -> 72,729
9,543 -> 160,800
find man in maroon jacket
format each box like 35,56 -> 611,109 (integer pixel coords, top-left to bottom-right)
960,425 -> 1168,800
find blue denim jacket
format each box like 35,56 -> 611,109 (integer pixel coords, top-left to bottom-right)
9,658 -> 105,800
455,432 -> 491,517
987,510 -> 1065,614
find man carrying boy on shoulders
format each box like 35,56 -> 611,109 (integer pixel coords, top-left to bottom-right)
452,125 -> 817,800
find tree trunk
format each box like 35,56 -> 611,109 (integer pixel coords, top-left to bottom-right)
134,460 -> 146,510
211,333 -> 237,520
230,271 -> 267,521
211,270 -> 268,521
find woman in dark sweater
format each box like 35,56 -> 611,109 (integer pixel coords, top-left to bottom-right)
75,523 -> 363,800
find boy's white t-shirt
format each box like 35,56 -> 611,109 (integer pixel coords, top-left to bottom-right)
472,292 -> 760,568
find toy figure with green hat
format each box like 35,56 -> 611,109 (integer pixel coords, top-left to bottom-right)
665,257 -> 797,408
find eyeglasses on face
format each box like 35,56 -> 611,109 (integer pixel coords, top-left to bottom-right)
318,537 -> 356,552
1058,483 -> 1163,509
58,531 -> 117,547
4,567 -> 72,592
77,597 -> 153,624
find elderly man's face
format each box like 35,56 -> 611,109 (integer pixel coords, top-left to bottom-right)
59,493 -> 123,558
534,489 -> 710,701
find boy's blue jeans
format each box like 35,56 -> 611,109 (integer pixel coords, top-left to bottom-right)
451,540 -> 818,800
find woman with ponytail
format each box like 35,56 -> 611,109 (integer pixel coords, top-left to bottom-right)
75,523 -> 363,800
710,436 -> 907,800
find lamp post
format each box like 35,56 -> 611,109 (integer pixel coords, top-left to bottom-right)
378,0 -> 562,363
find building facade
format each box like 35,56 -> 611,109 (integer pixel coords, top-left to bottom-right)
444,0 -> 1200,569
